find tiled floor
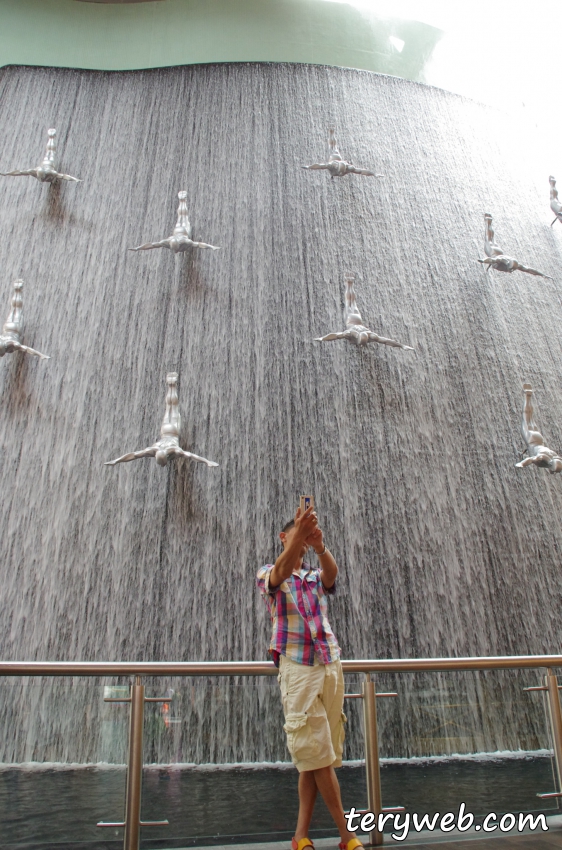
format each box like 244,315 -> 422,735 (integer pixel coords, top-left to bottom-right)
404,836 -> 562,849
181,839 -> 562,850
182,816 -> 562,849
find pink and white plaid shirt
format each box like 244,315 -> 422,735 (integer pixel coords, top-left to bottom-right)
256,563 -> 341,666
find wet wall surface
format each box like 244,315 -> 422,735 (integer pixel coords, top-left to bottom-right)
0,63 -> 561,762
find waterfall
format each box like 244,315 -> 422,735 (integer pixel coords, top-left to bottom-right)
0,63 -> 560,763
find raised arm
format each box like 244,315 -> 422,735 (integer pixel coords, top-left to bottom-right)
17,343 -> 50,360
174,447 -> 219,467
190,241 -> 221,251
104,447 -> 155,465
55,172 -> 81,183
269,506 -> 318,588
302,163 -> 330,171
128,240 -> 170,252
0,169 -> 39,178
314,331 -> 347,342
367,332 -> 414,350
304,523 -> 338,589
515,456 -> 539,468
514,262 -> 552,279
347,166 -> 382,177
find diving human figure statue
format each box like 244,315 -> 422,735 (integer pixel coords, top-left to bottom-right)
549,176 -> 562,226
105,373 -> 218,468
315,274 -> 414,350
0,129 -> 81,183
129,191 -> 220,253
516,384 -> 562,474
478,214 -> 551,278
302,128 -> 382,179
0,280 -> 49,360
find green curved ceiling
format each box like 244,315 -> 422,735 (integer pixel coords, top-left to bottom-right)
0,0 -> 442,79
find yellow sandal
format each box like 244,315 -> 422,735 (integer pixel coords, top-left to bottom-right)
291,839 -> 315,850
338,840 -> 364,850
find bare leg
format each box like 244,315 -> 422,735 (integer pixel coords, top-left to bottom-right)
521,384 -> 541,447
43,129 -> 57,168
38,130 -> 79,180
328,128 -> 343,163
173,191 -> 191,237
4,282 -> 23,335
294,771 -> 318,840
162,372 -> 180,438
484,213 -> 502,258
344,275 -> 363,326
313,766 -> 357,844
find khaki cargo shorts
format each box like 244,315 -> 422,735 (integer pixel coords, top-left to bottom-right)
278,655 -> 346,772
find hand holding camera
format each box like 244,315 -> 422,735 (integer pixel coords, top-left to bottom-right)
296,495 -> 324,554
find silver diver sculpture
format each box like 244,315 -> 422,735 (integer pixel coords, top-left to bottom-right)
314,274 -> 414,351
302,128 -> 382,179
0,129 -> 81,184
478,213 -> 551,278
129,191 -> 220,254
549,176 -> 562,226
0,280 -> 49,360
105,372 -> 218,469
516,384 -> 562,474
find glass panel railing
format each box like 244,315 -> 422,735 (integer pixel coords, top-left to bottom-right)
374,669 -> 558,841
138,677 -> 336,846
0,664 -> 560,847
0,679 -> 128,846
0,679 -> 130,763
135,675 -> 374,847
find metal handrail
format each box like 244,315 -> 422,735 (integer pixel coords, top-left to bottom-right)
3,655 -> 562,849
1,653 -> 562,676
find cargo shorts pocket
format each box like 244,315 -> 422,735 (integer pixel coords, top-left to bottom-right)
283,712 -> 321,763
336,711 -> 347,756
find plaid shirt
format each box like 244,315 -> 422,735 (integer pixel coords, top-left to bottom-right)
256,563 -> 341,666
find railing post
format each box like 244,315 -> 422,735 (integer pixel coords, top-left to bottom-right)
124,676 -> 145,850
545,670 -> 562,795
363,675 -> 383,846
98,683 -> 170,836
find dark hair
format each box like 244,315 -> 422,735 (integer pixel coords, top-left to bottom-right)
281,519 -> 295,533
